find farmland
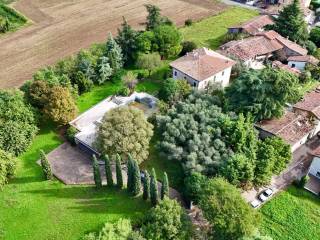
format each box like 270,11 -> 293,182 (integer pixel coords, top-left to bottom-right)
0,0 -> 226,88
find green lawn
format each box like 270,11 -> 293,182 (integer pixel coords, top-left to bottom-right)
0,4 -> 27,34
260,186 -> 320,240
180,7 -> 258,49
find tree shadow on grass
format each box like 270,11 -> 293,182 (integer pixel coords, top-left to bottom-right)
286,185 -> 320,206
23,186 -> 150,214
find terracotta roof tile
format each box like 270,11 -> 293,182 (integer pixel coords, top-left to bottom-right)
169,48 -> 235,81
230,15 -> 274,35
294,88 -> 320,119
288,55 -> 320,65
272,60 -> 301,76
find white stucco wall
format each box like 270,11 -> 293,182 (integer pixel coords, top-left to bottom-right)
172,67 -> 232,90
288,61 -> 306,71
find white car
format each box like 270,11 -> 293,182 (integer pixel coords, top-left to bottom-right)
258,188 -> 273,202
250,199 -> 261,209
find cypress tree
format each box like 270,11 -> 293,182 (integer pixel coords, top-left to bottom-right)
40,150 -> 53,180
131,159 -> 141,196
105,32 -> 123,73
161,172 -> 169,200
127,154 -> 133,193
92,155 -> 102,188
150,168 -> 159,206
115,154 -> 123,189
104,154 -> 113,187
143,170 -> 151,200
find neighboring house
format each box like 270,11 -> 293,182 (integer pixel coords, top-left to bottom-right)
304,156 -> 320,195
220,30 -> 308,69
220,35 -> 282,69
169,48 -> 236,89
256,87 -> 320,152
272,60 -> 301,75
287,55 -> 319,71
228,15 -> 274,35
69,92 -> 158,156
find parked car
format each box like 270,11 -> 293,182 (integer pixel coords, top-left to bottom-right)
258,188 -> 273,202
250,199 -> 261,208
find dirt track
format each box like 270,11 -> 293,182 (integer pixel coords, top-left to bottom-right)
0,0 -> 226,88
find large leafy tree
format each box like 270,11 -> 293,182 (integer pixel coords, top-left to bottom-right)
158,78 -> 191,103
142,198 -> 191,240
116,17 -> 139,65
0,90 -> 38,156
43,86 -> 78,125
157,93 -> 233,175
153,25 -> 182,59
96,107 -> 153,164
310,27 -> 320,47
199,177 -> 260,240
270,0 -> 308,44
136,52 -> 162,76
226,67 -> 301,121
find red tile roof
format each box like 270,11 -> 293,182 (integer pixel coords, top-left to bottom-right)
257,31 -> 308,56
256,111 -> 314,146
169,48 -> 235,81
293,88 -> 320,119
272,60 -> 301,76
229,15 -> 274,35
288,55 -> 320,65
220,35 -> 283,61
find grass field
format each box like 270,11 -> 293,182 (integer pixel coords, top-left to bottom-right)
180,7 -> 258,49
260,186 -> 320,240
0,4 -> 27,34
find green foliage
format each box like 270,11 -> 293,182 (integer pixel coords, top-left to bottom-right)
305,40 -> 317,55
270,0 -> 308,44
310,27 -> 320,47
40,150 -> 53,180
116,17 -> 139,65
84,218 -> 144,240
0,15 -> 9,32
122,71 -> 138,91
65,126 -> 78,146
0,4 -> 27,33
143,170 -> 150,200
184,19 -> 193,26
158,78 -> 191,103
75,50 -> 96,82
73,71 -> 94,94
127,154 -> 134,193
199,177 -> 260,240
136,53 -> 162,76
43,86 -> 78,125
97,56 -> 113,85
298,175 -> 309,188
180,41 -> 197,56
142,198 -> 191,240
96,107 -> 153,164
104,154 -> 114,187
105,33 -> 123,73
0,149 -> 17,189
226,67 -> 301,121
116,154 -> 123,189
183,172 -> 207,204
150,168 -> 159,206
145,4 -> 163,31
131,159 -> 141,196
153,25 -> 182,58
161,172 -> 169,200
24,80 -> 50,109
136,31 -> 155,54
0,89 -> 38,156
92,155 -> 102,188
157,92 -> 232,175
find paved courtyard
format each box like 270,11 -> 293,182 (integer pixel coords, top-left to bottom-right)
46,143 -> 183,203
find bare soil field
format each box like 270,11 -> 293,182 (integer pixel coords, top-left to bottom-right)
0,0 -> 226,88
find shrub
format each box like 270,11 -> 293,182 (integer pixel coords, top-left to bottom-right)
180,41 -> 197,56
161,172 -> 169,200
0,149 -> 17,189
95,107 -> 153,164
92,155 -> 102,188
72,71 -> 93,94
183,172 -> 207,204
299,175 -> 310,188
40,150 -> 53,180
65,126 -> 78,145
136,53 -> 162,76
184,18 -> 193,26
150,168 -> 159,206
131,159 -> 141,196
117,87 -> 130,96
104,154 -> 114,187
143,170 -> 151,200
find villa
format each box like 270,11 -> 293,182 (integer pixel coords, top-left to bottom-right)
170,47 -> 236,89
69,92 -> 158,156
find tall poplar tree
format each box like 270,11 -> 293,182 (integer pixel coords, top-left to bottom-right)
92,155 -> 102,188
161,172 -> 169,200
150,168 -> 159,206
115,154 -> 123,189
143,170 -> 151,200
131,159 -> 141,196
104,154 -> 113,187
127,154 -> 133,193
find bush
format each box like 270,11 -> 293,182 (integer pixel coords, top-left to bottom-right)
0,149 -> 17,189
184,18 -> 193,26
184,172 -> 207,204
40,150 -> 53,180
65,126 -> 78,145
117,87 -> 130,96
298,175 -> 310,188
180,41 -> 197,56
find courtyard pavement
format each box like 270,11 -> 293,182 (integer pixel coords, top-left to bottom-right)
242,136 -> 319,203
45,143 -> 184,204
